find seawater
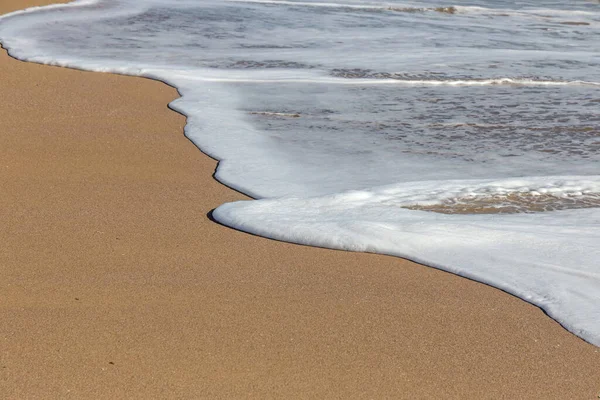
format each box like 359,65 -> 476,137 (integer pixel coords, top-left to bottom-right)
1,0 -> 599,345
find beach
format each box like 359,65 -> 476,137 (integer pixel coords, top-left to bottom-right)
1,0 -> 600,398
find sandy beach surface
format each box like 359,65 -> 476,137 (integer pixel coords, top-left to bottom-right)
1,1 -> 600,398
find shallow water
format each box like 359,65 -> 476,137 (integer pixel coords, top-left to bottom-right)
1,0 -> 599,345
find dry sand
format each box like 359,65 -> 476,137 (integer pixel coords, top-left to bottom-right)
1,1 -> 599,398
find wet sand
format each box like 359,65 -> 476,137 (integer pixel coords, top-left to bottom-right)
1,1 -> 599,398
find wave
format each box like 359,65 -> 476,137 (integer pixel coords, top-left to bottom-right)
2,0 -> 600,348
182,74 -> 600,87
224,0 -> 600,19
214,176 -> 600,346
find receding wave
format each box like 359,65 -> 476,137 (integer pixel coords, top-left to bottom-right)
404,192 -> 600,214
391,178 -> 600,214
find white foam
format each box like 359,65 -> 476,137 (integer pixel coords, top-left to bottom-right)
214,176 -> 600,345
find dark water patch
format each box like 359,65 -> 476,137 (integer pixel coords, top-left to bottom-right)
559,21 -> 591,26
249,111 -> 301,118
239,44 -> 297,49
386,6 -> 457,14
215,60 -> 315,69
330,69 -> 466,80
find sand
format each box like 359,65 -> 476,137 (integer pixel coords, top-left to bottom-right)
1,1 -> 599,398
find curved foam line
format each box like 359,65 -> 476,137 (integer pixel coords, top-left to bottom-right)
179,76 -> 600,87
224,0 -> 600,19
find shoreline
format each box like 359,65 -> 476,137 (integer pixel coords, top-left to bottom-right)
1,1 -> 600,398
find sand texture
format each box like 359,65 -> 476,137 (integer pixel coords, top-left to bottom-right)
1,1 -> 600,398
